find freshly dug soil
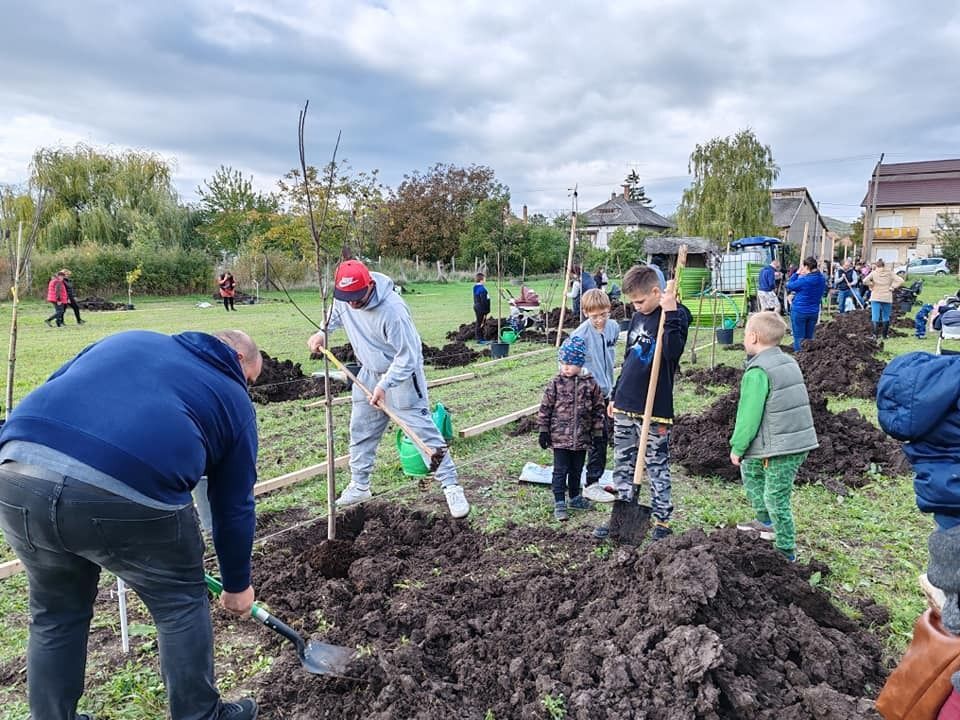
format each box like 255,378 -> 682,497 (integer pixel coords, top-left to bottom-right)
421,341 -> 482,368
793,310 -> 892,398
77,296 -> 129,311
447,317 -> 510,343
672,389 -> 906,490
681,365 -> 744,391
252,505 -> 885,719
509,415 -> 540,436
249,352 -> 347,404
316,342 -> 482,368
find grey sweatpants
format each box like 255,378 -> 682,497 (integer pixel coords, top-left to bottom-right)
350,367 -> 457,489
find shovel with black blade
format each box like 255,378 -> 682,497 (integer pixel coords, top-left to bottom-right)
205,573 -> 355,677
609,248 -> 687,545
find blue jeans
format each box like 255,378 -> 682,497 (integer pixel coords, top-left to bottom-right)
871,301 -> 892,323
790,312 -> 818,351
0,464 -> 221,720
837,287 -> 863,313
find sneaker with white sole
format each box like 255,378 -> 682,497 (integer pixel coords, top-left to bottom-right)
335,482 -> 372,508
218,698 -> 259,719
583,484 -> 616,503
443,484 -> 470,518
735,518 -> 775,541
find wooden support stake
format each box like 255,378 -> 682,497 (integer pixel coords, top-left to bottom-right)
799,221 -> 809,262
458,404 -> 540,438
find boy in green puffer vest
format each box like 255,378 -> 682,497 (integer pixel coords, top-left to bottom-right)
729,312 -> 819,561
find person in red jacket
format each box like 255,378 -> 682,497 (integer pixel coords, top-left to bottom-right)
45,271 -> 68,327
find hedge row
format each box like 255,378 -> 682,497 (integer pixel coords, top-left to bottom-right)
30,246 -> 214,298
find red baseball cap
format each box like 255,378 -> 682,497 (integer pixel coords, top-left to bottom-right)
333,259 -> 373,301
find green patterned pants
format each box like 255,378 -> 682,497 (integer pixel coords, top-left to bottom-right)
740,452 -> 808,552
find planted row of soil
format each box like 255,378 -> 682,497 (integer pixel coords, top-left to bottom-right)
251,504 -> 886,719
249,353 -> 347,404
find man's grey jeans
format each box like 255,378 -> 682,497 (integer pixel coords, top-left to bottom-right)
0,463 -> 223,720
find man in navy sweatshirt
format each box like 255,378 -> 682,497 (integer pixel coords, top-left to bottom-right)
0,330 -> 263,720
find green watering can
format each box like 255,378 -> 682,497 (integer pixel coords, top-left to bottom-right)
396,403 -> 453,476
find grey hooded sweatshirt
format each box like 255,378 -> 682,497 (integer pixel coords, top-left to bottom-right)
571,318 -> 620,399
325,272 -> 425,393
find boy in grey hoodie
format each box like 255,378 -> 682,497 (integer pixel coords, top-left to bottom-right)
307,260 -> 469,518
571,288 -> 620,499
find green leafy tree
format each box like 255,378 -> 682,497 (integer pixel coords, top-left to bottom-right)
934,212 -> 960,271
378,163 -> 507,261
624,169 -> 652,206
676,129 -> 779,241
195,166 -> 279,255
849,212 -> 864,252
31,144 -> 188,250
606,227 -> 649,271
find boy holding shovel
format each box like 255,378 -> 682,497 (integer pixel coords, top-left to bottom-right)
593,265 -> 690,541
730,312 -> 819,561
306,260 -> 470,518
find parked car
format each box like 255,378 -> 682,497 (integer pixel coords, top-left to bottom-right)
895,257 -> 950,276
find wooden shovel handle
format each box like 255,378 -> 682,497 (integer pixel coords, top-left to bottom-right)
633,246 -> 687,487
314,344 -> 441,459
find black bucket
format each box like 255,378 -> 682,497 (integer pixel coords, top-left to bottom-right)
715,328 -> 734,345
344,362 -> 361,390
490,342 -> 510,359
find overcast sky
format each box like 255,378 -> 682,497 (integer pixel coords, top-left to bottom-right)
1,0 -> 958,222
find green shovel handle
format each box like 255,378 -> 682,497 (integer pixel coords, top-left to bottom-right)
204,573 -> 271,623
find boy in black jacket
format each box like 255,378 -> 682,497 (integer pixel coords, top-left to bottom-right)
473,272 -> 490,343
594,265 -> 690,541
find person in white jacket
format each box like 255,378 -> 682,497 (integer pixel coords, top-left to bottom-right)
307,260 -> 469,518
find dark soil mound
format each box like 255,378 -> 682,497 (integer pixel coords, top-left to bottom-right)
793,310 -> 892,398
509,415 -> 540,436
545,305 -> 582,329
421,342 -> 482,368
446,317 -> 509,342
610,299 -> 630,320
681,365 -> 744,391
249,352 -> 347,404
672,389 -> 906,490
77,296 -> 129,311
252,505 -> 885,718
309,344 -> 357,364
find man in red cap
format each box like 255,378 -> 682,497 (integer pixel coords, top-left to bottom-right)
307,260 -> 470,518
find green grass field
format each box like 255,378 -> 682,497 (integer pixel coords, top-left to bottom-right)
0,272 -> 957,718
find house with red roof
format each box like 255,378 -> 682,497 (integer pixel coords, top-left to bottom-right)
862,159 -> 960,264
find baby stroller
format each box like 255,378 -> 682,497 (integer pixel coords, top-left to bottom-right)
503,285 -> 545,334
894,279 -> 924,310
934,296 -> 960,355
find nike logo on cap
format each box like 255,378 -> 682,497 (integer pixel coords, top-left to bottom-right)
337,276 -> 356,288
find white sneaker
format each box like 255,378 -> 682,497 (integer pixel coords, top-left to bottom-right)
583,484 -> 616,503
443,484 -> 470,519
335,482 -> 372,508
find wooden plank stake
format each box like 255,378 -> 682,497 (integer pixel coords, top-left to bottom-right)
556,189 -> 578,347
458,404 -> 540,438
799,221 -> 809,263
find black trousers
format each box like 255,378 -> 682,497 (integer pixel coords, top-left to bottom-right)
474,309 -> 487,340
586,412 -> 612,484
68,299 -> 82,323
552,448 -> 586,502
222,296 -> 235,311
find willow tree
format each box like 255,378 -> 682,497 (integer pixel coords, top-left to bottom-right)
31,144 -> 187,250
676,129 -> 778,241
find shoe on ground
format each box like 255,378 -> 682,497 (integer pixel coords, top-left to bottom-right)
77,715 -> 94,720
583,484 -> 616,503
554,501 -> 568,521
78,319 -> 86,324
778,548 -> 796,562
44,319 -> 53,327
593,525 -> 609,540
736,518 -> 775,541
335,482 -> 372,508
568,495 -> 593,511
651,522 -> 673,541
218,698 -> 259,719
443,484 -> 470,518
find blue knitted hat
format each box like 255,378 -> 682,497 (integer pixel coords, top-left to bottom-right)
558,336 -> 587,366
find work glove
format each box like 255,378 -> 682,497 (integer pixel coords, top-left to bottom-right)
928,525 -> 960,634
538,432 -> 551,450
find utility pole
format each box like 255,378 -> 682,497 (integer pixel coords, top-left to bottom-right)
863,153 -> 885,262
